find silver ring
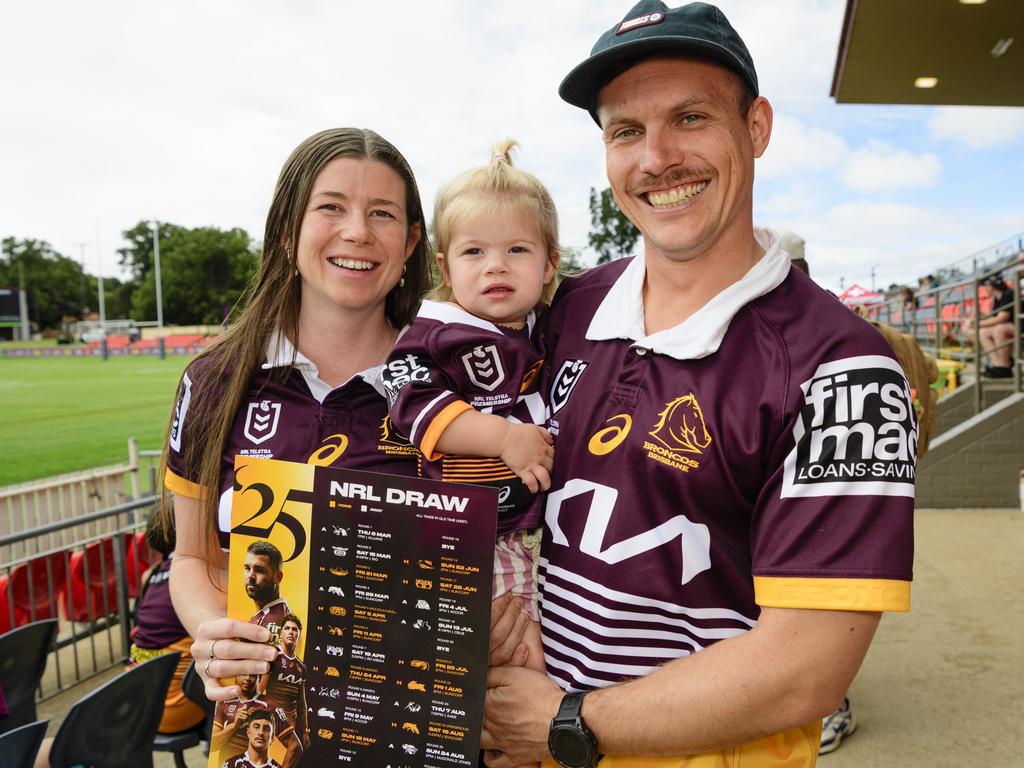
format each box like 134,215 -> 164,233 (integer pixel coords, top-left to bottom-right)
204,658 -> 215,678
209,639 -> 219,660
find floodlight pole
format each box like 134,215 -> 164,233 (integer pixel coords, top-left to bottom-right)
870,263 -> 881,293
17,261 -> 30,342
151,221 -> 165,359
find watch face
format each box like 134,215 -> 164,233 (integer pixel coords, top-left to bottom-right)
550,725 -> 592,767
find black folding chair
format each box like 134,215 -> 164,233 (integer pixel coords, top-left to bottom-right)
152,660 -> 212,768
47,652 -> 179,768
0,719 -> 49,768
0,619 -> 58,734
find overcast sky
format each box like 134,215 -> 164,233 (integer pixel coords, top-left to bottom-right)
3,0 -> 1022,295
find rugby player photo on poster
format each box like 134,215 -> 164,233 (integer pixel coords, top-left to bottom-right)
211,673 -> 292,758
260,613 -> 310,753
221,709 -> 283,768
244,540 -> 292,644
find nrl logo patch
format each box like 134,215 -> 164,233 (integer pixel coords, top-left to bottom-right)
782,355 -> 918,498
549,359 -> 588,414
461,344 -> 505,392
244,399 -> 281,445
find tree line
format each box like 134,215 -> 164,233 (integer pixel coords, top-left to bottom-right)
0,223 -> 258,331
2,189 -> 637,332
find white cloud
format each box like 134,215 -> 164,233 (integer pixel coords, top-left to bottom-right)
840,141 -> 942,192
757,113 -> 849,180
928,107 -> 1024,149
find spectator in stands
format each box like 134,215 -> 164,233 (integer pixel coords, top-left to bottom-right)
898,286 -> 918,333
128,512 -> 206,735
977,275 -> 1018,378
161,128 -> 429,701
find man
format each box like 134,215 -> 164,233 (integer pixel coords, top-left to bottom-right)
262,613 -> 310,755
221,709 -> 282,768
482,3 -> 915,766
212,673 -> 293,758
975,275 -> 1018,378
245,541 -> 290,641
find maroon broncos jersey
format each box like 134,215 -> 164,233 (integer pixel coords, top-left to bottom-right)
221,754 -> 281,768
214,694 -> 292,754
249,599 -> 290,645
264,647 -> 306,726
539,230 -> 915,694
165,333 -> 418,546
382,300 -> 547,533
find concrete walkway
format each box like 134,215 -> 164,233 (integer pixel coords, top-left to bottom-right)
32,509 -> 1024,767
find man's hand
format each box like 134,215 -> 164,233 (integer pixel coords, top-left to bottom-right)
489,592 -> 531,667
499,424 -> 554,493
482,666 -> 562,766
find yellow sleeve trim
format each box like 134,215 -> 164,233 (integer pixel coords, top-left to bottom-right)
754,576 -> 910,612
419,400 -> 474,462
163,468 -> 206,500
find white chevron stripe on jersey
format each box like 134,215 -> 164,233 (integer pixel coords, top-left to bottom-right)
543,634 -> 663,678
542,581 -> 752,640
540,560 -> 757,626
541,615 -> 699,658
409,390 -> 457,445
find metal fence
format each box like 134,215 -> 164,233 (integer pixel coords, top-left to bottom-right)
0,494 -> 160,699
867,262 -> 1023,413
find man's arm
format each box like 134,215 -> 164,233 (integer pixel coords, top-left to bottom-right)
483,606 -> 879,764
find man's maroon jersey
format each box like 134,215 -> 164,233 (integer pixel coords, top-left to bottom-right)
538,229 -> 915,692
264,646 -> 307,725
165,332 -> 418,547
382,300 -> 547,533
214,694 -> 291,754
249,598 -> 290,644
221,753 -> 281,768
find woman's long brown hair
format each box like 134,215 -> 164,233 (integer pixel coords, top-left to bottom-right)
158,128 -> 431,567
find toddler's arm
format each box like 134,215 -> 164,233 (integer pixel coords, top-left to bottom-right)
435,412 -> 554,493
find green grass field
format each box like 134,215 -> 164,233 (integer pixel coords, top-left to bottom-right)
0,355 -> 191,486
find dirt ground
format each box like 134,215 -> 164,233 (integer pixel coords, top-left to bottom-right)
34,509 -> 1024,767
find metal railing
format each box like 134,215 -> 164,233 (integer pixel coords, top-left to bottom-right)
866,263 -> 1022,413
0,495 -> 158,699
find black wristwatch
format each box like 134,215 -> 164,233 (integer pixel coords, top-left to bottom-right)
548,692 -> 602,767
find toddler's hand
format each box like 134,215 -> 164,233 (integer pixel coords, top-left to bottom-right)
499,424 -> 554,493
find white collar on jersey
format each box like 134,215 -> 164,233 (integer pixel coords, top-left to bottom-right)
586,227 -> 790,360
243,751 -> 275,768
261,328 -> 389,402
416,299 -> 536,336
255,597 -> 287,617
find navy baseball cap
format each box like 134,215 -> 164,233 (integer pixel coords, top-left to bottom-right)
559,0 -> 759,124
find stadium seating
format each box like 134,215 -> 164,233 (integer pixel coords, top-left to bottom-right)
48,652 -> 178,768
0,552 -> 67,632
152,661 -> 212,768
60,538 -> 121,623
0,619 -> 58,733
0,720 -> 49,768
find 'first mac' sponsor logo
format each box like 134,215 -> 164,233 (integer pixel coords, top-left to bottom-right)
782,355 -> 918,498
244,399 -> 281,445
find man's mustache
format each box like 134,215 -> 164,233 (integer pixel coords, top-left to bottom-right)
626,167 -> 713,195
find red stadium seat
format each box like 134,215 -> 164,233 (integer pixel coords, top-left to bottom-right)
0,553 -> 68,632
60,538 -> 121,622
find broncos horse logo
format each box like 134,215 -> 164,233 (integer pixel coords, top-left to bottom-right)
649,394 -> 712,454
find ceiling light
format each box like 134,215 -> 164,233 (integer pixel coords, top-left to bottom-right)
914,77 -> 939,89
992,38 -> 1014,57
959,0 -> 987,5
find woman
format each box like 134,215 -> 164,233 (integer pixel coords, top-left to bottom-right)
977,275 -> 1019,378
161,128 -> 431,701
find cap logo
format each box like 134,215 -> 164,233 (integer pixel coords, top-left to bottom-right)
616,12 -> 664,35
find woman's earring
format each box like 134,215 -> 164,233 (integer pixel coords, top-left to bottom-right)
399,264 -> 407,288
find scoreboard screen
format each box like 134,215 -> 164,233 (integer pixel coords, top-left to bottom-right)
0,287 -> 21,322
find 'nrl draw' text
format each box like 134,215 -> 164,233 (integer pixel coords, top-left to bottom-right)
330,481 -> 470,512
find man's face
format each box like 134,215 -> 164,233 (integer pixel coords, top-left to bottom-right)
247,717 -> 273,751
596,56 -> 771,265
244,553 -> 280,603
236,673 -> 257,697
280,620 -> 300,652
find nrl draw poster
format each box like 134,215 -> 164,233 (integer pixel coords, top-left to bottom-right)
210,456 -> 497,768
